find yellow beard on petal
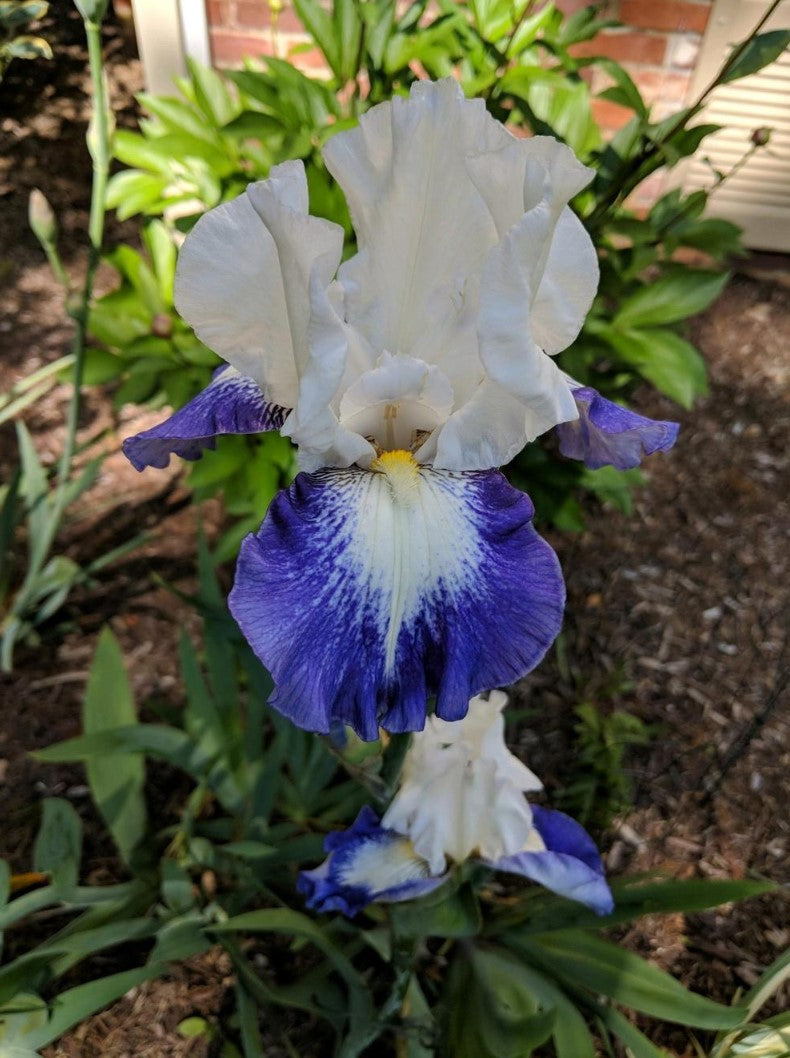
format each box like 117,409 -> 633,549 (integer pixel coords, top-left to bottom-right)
371,449 -> 421,506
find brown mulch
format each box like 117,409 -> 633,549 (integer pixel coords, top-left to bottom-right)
1,6 -> 789,1056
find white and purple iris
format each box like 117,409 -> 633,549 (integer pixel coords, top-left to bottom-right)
298,692 -> 614,917
124,79 -> 677,740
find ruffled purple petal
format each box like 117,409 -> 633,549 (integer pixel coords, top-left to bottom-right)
229,463 -> 565,740
297,806 -> 446,917
556,386 -> 679,470
488,806 -> 613,915
122,366 -> 288,471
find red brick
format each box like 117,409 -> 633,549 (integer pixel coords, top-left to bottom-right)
209,28 -> 275,65
620,0 -> 711,34
234,1 -> 304,33
570,29 -> 667,64
283,38 -> 329,71
555,0 -> 599,13
206,0 -> 227,25
591,97 -> 636,131
631,68 -> 691,102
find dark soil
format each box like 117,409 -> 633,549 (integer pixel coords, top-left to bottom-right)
0,7 -> 788,1057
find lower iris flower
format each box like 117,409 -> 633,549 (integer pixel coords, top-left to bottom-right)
123,79 -> 677,739
298,692 -> 614,916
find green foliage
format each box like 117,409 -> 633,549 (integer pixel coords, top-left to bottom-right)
720,29 -> 790,85
706,949 -> 790,1058
0,423 -> 99,670
0,1 -> 51,80
0,3 -> 122,668
0,555 -> 778,1055
82,627 -> 147,868
557,701 -> 651,827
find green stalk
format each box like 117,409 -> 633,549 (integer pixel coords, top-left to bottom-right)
55,17 -> 110,497
586,0 -> 784,229
5,16 -> 111,642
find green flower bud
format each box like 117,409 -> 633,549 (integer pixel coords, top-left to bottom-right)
28,188 -> 57,247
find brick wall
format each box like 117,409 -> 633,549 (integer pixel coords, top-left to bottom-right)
207,0 -> 325,70
206,0 -> 713,134
572,0 -> 713,136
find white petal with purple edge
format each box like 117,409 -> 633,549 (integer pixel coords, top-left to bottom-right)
298,807 -> 445,916
122,367 -> 287,471
229,454 -> 565,740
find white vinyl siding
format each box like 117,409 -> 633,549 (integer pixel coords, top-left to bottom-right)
680,0 -> 790,251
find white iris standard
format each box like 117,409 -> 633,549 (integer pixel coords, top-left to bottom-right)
174,80 -> 596,474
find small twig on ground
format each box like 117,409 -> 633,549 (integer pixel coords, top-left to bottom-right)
701,658 -> 790,802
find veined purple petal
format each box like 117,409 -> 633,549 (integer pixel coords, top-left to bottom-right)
229,456 -> 565,740
557,386 -> 679,470
488,806 -> 613,915
122,367 -> 288,471
297,806 -> 446,917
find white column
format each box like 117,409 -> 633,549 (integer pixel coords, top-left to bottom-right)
177,0 -> 212,67
130,0 -> 187,94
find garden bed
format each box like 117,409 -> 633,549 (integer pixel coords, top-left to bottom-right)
0,6 -> 787,1056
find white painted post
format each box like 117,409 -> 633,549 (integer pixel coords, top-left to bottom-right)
130,0 -> 212,94
177,0 -> 212,68
130,0 -> 186,93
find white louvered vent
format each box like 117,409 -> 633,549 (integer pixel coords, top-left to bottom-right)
680,0 -> 790,251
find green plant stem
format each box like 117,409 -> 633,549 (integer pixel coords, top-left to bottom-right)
586,0 -> 783,228
5,17 -> 111,642
56,17 -> 110,497
42,242 -> 71,293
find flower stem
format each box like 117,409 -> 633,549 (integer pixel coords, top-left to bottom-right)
6,16 -> 112,645
586,0 -> 784,229
56,17 -> 110,496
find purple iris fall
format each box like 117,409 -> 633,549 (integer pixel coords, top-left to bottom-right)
123,79 -> 677,740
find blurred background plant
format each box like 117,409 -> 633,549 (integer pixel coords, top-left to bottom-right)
0,0 -> 133,669
0,0 -> 51,80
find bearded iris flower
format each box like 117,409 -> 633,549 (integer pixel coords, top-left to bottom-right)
124,79 -> 677,740
298,691 -> 614,916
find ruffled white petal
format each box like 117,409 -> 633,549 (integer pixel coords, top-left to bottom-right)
429,376 -> 565,471
323,79 -> 507,360
475,212 -> 579,448
171,83 -> 601,477
531,208 -> 599,355
174,161 -> 344,407
466,135 -> 594,238
282,274 -> 376,471
462,135 -> 594,460
383,691 -> 545,874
